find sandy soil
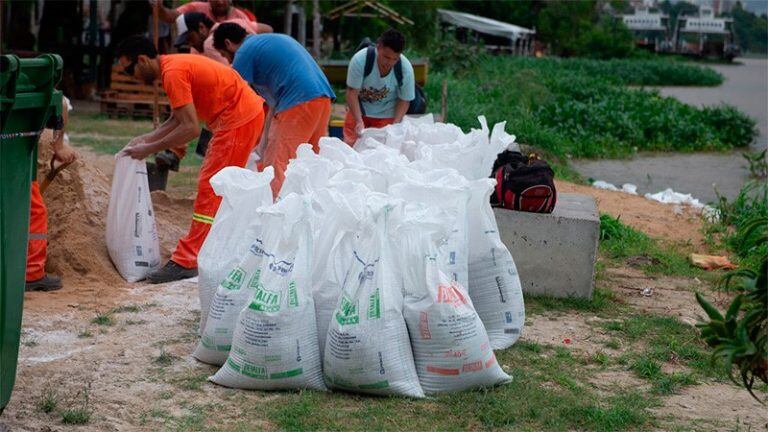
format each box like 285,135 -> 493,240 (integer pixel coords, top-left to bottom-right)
1,147 -> 765,431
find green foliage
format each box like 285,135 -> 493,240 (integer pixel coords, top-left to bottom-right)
710,181 -> 768,269
429,31 -> 487,75
696,259 -> 767,401
575,16 -> 635,60
425,56 -> 751,162
744,149 -> 768,179
728,2 -> 768,54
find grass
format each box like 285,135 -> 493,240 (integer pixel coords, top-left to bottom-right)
602,314 -> 726,393
78,328 -> 93,338
599,213 -> 708,278
259,343 -> 656,431
110,304 -> 143,314
526,286 -> 621,317
154,348 -> 179,367
707,181 -> 768,270
61,408 -> 92,425
37,387 -> 58,413
91,312 -> 114,326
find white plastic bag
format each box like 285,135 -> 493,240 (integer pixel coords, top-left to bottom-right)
197,167 -> 274,331
323,196 -> 424,397
398,203 -> 511,394
210,194 -> 325,390
106,156 -> 161,282
278,144 -> 343,199
309,184 -> 369,358
467,179 -> 525,349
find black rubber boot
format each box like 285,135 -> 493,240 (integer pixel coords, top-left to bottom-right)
25,274 -> 63,292
155,150 -> 180,172
146,260 -> 198,284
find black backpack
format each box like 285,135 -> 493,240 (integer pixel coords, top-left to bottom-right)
358,42 -> 427,115
491,151 -> 557,213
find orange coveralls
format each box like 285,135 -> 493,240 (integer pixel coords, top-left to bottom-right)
160,54 -> 264,269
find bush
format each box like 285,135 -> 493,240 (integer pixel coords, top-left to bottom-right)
425,56 -> 754,160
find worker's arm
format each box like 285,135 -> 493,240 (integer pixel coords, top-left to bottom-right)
120,104 -> 199,160
148,0 -> 180,23
256,23 -> 273,34
393,99 -> 409,123
51,98 -> 77,164
346,87 -> 365,134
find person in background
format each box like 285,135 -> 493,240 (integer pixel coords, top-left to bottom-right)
174,12 -> 257,65
115,36 -> 265,283
26,97 -> 77,292
152,0 -> 272,34
344,29 -> 415,145
213,24 -> 335,197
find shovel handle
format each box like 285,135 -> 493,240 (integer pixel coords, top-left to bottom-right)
39,156 -> 73,194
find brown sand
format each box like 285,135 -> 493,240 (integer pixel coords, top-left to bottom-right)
30,138 -> 192,312
557,180 -> 706,247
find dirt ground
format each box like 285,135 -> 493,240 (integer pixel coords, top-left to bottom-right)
1,148 -> 766,431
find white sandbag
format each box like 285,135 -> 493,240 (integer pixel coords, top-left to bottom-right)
210,194 -> 325,390
398,203 -> 511,394
106,156 -> 161,282
279,144 -> 343,199
193,224 -> 266,366
389,171 -> 470,289
323,196 -> 424,398
197,167 -> 274,331
467,179 -> 525,349
310,184 -> 369,358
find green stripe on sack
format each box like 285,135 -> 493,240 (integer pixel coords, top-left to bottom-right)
358,380 -> 390,390
226,358 -> 242,373
270,368 -> 303,379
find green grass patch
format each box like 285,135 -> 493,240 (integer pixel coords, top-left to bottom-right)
259,343 -> 654,431
599,214 -> 706,277
91,313 -> 114,326
707,181 -> 768,270
37,387 -> 59,414
526,286 -> 620,316
603,314 -> 726,388
61,408 -> 91,425
154,349 -> 179,367
426,56 -> 755,163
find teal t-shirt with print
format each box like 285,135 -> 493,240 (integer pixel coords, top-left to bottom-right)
346,48 -> 415,119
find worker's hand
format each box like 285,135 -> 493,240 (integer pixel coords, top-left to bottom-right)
355,120 -> 365,136
118,141 -> 154,160
53,142 -> 78,164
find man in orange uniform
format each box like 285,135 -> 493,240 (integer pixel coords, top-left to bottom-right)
115,36 -> 265,283
25,98 -> 77,292
213,24 -> 335,197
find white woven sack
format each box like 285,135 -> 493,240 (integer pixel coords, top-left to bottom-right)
323,197 -> 424,397
197,167 -> 274,331
467,179 -> 525,349
398,203 -> 511,394
210,194 -> 325,390
106,156 -> 161,282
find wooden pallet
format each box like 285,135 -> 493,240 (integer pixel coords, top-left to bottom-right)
100,65 -> 171,119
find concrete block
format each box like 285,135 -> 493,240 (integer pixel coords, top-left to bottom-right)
494,193 -> 600,299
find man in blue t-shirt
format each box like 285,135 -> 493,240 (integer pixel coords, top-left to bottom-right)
344,29 -> 415,145
213,24 -> 336,196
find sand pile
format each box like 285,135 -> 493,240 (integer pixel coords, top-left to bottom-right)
36,135 -> 194,294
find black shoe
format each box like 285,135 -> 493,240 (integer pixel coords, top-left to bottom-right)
155,150 -> 180,172
146,260 -> 198,284
25,274 -> 63,292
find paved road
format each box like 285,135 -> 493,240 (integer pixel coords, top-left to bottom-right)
572,58 -> 768,203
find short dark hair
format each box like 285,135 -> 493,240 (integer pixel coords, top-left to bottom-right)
378,28 -> 405,53
213,22 -> 248,50
185,12 -> 214,32
116,35 -> 157,61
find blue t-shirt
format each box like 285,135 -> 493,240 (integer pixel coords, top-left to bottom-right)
232,34 -> 335,113
346,48 -> 415,119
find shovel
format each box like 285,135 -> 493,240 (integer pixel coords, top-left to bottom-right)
39,156 -> 73,195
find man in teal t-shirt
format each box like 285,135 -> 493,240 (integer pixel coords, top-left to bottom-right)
344,29 -> 415,145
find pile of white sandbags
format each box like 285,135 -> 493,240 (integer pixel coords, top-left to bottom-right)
192,115 -> 525,396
